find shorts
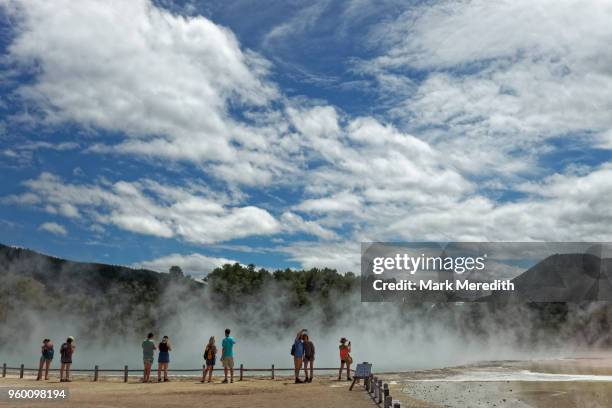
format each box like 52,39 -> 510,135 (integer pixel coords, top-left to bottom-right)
222,356 -> 234,369
61,358 -> 72,364
206,359 -> 216,367
158,351 -> 170,363
143,358 -> 154,364
304,355 -> 314,362
40,356 -> 53,363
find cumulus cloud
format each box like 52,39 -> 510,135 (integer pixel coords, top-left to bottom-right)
2,0 -> 291,186
38,222 -> 67,236
134,253 -> 238,278
281,241 -> 361,274
1,0 -> 611,272
12,173 -> 281,244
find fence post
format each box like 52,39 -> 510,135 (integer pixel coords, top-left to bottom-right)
94,365 -> 99,382
2,363 -> 6,378
123,365 -> 128,383
271,364 -> 275,380
239,364 -> 244,381
19,364 -> 24,379
372,376 -> 378,398
383,383 -> 391,408
377,380 -> 383,404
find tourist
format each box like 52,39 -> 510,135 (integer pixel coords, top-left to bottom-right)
292,329 -> 306,383
338,337 -> 352,381
36,338 -> 54,381
59,336 -> 75,382
202,336 -> 217,383
142,332 -> 156,383
303,334 -> 315,383
157,335 -> 171,382
221,328 -> 235,383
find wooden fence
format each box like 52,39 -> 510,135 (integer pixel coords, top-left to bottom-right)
361,372 -> 402,408
2,362 -> 403,407
1,362 -> 352,382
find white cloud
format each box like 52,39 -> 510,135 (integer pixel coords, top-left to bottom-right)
15,173 -> 281,244
3,0 -> 288,186
38,222 -> 67,236
282,241 -> 361,274
362,0 -> 612,175
2,0 -> 612,273
134,253 -> 238,278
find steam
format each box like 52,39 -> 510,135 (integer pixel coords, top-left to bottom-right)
0,250 -> 608,372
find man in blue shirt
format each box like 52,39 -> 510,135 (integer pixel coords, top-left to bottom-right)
293,329 -> 306,383
221,328 -> 236,383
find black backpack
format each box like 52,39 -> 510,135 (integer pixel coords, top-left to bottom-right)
290,343 -> 295,356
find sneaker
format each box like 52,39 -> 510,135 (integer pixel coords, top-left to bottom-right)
158,378 -> 162,383
200,379 -> 205,383
164,379 -> 169,382
295,378 -> 303,384
347,377 -> 353,381
222,379 -> 228,384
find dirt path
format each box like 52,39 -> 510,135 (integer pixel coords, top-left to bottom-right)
0,375 -> 376,408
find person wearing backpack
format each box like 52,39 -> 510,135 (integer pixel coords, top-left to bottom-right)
59,336 -> 75,382
292,329 -> 306,384
201,336 -> 217,383
37,338 -> 54,381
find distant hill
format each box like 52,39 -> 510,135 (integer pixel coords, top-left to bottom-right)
0,243 -> 358,347
0,243 -> 205,345
482,253 -> 612,303
0,243 -> 181,295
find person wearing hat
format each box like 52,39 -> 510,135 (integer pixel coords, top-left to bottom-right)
59,336 -> 75,382
338,337 -> 352,381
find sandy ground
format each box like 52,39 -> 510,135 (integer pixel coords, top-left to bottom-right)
0,375 -> 376,408
384,355 -> 612,408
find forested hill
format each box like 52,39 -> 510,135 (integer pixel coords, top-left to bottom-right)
0,243 -> 188,295
0,243 -> 358,344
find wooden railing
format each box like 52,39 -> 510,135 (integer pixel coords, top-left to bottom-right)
2,361 -> 402,407
1,362 -> 352,382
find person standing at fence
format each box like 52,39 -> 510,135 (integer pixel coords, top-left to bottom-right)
292,329 -> 306,384
303,334 -> 315,383
338,337 -> 352,381
59,336 -> 75,382
157,335 -> 171,382
202,336 -> 217,383
37,338 -> 54,381
221,328 -> 235,383
142,332 -> 156,383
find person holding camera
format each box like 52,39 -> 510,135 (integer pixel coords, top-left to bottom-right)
338,337 -> 353,381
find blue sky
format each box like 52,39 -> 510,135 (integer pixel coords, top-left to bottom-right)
1,0 -> 611,277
